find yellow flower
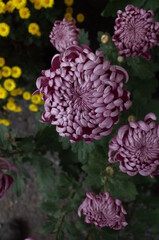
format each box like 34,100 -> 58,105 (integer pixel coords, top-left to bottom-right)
11,66 -> 22,78
29,103 -> 38,112
8,97 -> 15,102
0,57 -> 5,67
0,119 -> 11,126
0,87 -> 7,99
10,89 -> 18,96
14,105 -> 22,112
0,70 -> 2,80
23,91 -> 31,100
6,101 -> 16,111
2,66 -> 11,77
0,23 -> 10,37
76,13 -> 85,23
19,7 -> 30,19
5,1 -> 15,13
65,7 -> 73,14
0,2 -> 5,14
31,94 -> 41,104
64,12 -> 72,22
16,87 -> 23,95
64,0 -> 73,6
3,78 -> 16,91
28,23 -> 40,36
41,0 -> 54,8
33,0 -> 42,10
13,0 -> 26,9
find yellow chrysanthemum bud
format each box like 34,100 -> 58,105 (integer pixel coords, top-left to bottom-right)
64,0 -> 73,6
4,79 -> 16,91
128,115 -> 136,122
2,66 -> 11,77
0,57 -> 5,67
11,66 -> 22,78
101,34 -> 109,44
23,91 -> 31,100
0,23 -> 10,37
76,13 -> 85,23
29,103 -> 38,112
0,87 -> 7,99
5,1 -> 15,12
106,166 -> 114,176
19,7 -> 30,19
117,56 -> 124,63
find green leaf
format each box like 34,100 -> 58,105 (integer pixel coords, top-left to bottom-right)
71,140 -> 95,163
78,29 -> 90,46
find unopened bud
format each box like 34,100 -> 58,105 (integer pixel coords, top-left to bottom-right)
117,56 -> 124,63
106,166 -> 114,176
101,34 -> 109,44
128,115 -> 136,122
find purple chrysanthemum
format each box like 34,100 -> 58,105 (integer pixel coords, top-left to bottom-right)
0,157 -> 17,198
78,192 -> 128,229
109,113 -> 159,176
49,18 -> 80,52
113,5 -> 159,60
35,45 -> 131,143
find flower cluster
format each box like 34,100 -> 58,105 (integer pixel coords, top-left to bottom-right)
113,5 -> 159,60
0,58 -> 23,124
35,45 -> 131,142
0,157 -> 17,198
64,0 -> 85,23
109,113 -> 159,176
50,18 -> 80,52
78,192 -> 127,229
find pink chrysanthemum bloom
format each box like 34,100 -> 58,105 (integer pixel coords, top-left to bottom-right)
109,113 -> 159,176
35,45 -> 131,143
113,5 -> 159,60
78,192 -> 128,229
0,157 -> 17,198
49,18 -> 80,52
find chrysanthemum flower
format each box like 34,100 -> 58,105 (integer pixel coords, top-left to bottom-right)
0,87 -> 7,99
113,5 -> 159,60
19,7 -> 31,19
3,78 -> 16,91
5,1 -> 15,13
78,192 -> 127,229
109,113 -> 159,176
0,57 -> 5,67
28,22 -> 40,36
0,157 -> 17,198
11,66 -> 22,78
0,23 -> 10,37
2,66 -> 11,77
0,2 -> 5,14
49,18 -> 80,52
35,45 -> 131,143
